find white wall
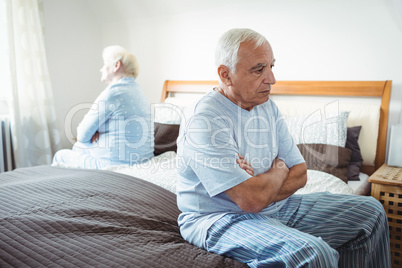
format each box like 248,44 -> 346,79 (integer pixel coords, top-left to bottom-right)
43,0 -> 402,152
43,0 -> 104,149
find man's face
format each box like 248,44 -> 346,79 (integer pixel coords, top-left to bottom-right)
227,41 -> 276,111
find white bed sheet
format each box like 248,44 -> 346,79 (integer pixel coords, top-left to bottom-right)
348,172 -> 370,195
103,151 -> 178,193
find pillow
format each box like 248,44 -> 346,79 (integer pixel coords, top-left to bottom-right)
275,99 -> 380,166
154,123 -> 180,156
346,126 -> 363,181
297,143 -> 352,183
153,103 -> 185,124
285,111 -> 349,147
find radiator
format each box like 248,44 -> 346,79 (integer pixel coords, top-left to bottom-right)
0,117 -> 13,173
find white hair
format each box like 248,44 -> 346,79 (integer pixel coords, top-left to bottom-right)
215,28 -> 268,73
102,45 -> 140,78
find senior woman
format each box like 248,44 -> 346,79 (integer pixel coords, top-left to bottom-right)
53,46 -> 154,169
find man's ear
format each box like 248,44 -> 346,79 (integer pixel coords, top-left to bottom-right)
217,65 -> 232,86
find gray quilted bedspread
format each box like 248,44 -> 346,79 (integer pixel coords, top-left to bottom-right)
0,166 -> 246,267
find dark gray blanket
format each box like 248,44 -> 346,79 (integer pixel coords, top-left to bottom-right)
0,166 -> 246,267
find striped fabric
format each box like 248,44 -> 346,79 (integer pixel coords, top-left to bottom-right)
205,192 -> 391,267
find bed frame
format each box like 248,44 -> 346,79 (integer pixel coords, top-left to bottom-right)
161,80 -> 392,175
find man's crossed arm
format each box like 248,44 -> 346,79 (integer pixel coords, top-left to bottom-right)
227,156 -> 307,213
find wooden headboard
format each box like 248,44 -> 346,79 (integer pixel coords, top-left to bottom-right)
161,80 -> 392,174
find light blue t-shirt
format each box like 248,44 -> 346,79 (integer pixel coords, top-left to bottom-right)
176,90 -> 305,248
76,77 -> 154,165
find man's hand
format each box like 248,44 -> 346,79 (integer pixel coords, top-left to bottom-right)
226,157 -> 306,213
226,157 -> 288,213
236,154 -> 254,176
91,131 -> 99,143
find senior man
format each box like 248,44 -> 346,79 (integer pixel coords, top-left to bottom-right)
176,28 -> 390,267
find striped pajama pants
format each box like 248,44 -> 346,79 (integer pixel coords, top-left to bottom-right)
205,192 -> 391,267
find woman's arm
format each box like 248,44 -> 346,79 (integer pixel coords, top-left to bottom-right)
76,90 -> 114,143
91,131 -> 99,143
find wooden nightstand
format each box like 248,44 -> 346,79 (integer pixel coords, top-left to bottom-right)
369,164 -> 402,267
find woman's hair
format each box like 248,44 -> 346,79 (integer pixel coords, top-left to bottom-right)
215,28 -> 268,73
102,45 -> 139,78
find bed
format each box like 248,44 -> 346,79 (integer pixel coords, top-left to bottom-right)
0,80 -> 392,267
